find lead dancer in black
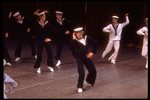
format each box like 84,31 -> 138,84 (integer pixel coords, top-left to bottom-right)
69,27 -> 99,93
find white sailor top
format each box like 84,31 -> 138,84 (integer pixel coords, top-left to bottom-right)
103,16 -> 129,41
137,26 -> 148,45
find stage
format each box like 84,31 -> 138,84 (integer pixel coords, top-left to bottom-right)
4,40 -> 148,99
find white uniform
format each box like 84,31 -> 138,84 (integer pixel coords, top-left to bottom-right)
102,16 -> 129,63
137,26 -> 148,68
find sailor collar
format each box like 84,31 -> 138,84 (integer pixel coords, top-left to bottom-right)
17,17 -> 24,24
112,23 -> 119,36
75,35 -> 87,46
57,18 -> 65,25
38,21 -> 48,27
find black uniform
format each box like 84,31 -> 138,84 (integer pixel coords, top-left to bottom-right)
47,14 -> 76,60
3,18 -> 11,63
32,16 -> 56,68
69,35 -> 99,88
9,16 -> 36,57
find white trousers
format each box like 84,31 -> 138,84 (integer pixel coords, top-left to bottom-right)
141,42 -> 148,67
102,40 -> 120,62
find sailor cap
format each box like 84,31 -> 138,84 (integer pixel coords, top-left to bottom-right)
112,15 -> 119,19
55,11 -> 63,15
145,18 -> 148,21
73,27 -> 83,32
13,12 -> 20,17
38,11 -> 45,16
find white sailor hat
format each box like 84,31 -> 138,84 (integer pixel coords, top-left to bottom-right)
38,11 -> 45,16
55,11 -> 63,15
112,15 -> 119,19
73,27 -> 83,32
145,18 -> 148,21
13,12 -> 20,17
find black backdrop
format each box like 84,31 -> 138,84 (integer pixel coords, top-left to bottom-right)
2,1 -> 148,46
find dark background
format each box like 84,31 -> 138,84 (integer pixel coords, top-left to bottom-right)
2,1 -> 148,46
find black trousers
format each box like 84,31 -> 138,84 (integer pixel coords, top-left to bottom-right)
33,41 -> 54,68
54,35 -> 76,60
77,57 -> 97,88
15,35 -> 36,57
3,42 -> 11,63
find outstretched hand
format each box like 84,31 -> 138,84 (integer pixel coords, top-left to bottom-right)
45,38 -> 51,42
87,52 -> 93,58
125,13 -> 129,16
34,9 -> 40,15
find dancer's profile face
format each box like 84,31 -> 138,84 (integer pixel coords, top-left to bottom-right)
112,18 -> 118,24
15,14 -> 22,21
145,20 -> 148,27
39,14 -> 46,21
56,14 -> 62,20
75,31 -> 84,39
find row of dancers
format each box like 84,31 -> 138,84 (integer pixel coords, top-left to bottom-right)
3,9 -> 148,93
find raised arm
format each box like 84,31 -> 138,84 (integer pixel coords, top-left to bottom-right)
121,13 -> 129,27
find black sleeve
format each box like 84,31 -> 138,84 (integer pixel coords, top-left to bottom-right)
25,17 -> 32,28
3,18 -> 9,34
68,40 -> 77,58
87,36 -> 99,54
30,15 -> 38,36
65,19 -> 73,32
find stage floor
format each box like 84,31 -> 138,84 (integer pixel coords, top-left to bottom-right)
4,41 -> 148,99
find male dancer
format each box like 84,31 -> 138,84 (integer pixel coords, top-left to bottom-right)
9,11 -> 37,61
44,10 -> 76,66
102,13 -> 129,64
137,18 -> 148,69
69,27 -> 99,93
33,9 -> 56,73
3,18 -> 12,66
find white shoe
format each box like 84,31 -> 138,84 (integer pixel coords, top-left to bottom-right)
37,68 -> 41,73
111,60 -> 116,64
56,60 -> 61,66
15,57 -> 21,61
145,64 -> 148,69
78,88 -> 83,93
3,59 -> 6,66
47,66 -> 54,72
34,55 -> 37,59
5,62 -> 12,66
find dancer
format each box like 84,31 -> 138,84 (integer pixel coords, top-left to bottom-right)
137,18 -> 148,69
33,9 -> 56,73
44,10 -> 76,66
102,13 -> 129,64
3,73 -> 18,99
69,27 -> 99,93
3,18 -> 12,66
8,11 -> 37,61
